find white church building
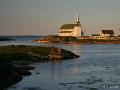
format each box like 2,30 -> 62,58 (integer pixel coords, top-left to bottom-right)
59,13 -> 83,37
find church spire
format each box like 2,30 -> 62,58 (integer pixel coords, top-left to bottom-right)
77,12 -> 79,22
76,12 -> 80,24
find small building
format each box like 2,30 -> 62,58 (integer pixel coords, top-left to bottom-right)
59,13 -> 83,37
100,30 -> 114,37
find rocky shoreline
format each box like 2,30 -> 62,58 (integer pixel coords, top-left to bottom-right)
34,35 -> 120,44
0,45 -> 79,90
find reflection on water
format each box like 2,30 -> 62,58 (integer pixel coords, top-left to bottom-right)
50,60 -> 62,80
3,39 -> 120,90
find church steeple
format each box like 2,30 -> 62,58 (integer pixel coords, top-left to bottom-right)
76,12 -> 80,25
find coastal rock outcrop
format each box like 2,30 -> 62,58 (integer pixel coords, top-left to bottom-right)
0,45 -> 79,89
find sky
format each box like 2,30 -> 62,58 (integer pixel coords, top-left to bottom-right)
0,0 -> 120,36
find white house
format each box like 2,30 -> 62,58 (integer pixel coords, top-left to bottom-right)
100,30 -> 114,37
59,13 -> 83,37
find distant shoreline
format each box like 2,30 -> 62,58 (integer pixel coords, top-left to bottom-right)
34,35 -> 120,44
0,37 -> 13,41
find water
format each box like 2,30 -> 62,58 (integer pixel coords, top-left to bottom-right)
0,36 -> 42,46
0,36 -> 120,90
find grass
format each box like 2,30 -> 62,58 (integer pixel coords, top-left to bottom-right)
0,45 -> 50,57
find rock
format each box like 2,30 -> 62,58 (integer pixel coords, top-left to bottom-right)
0,45 -> 80,89
36,72 -> 40,74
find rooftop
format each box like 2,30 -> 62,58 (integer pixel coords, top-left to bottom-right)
59,31 -> 73,33
61,24 -> 80,29
102,30 -> 114,34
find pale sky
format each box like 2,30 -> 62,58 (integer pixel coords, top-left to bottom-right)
0,0 -> 120,35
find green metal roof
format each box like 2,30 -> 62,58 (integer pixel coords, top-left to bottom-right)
59,31 -> 73,33
61,24 -> 80,29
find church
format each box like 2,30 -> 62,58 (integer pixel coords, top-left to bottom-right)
59,13 -> 83,37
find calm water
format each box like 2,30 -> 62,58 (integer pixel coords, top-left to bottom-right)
1,36 -> 120,90
0,36 -> 42,46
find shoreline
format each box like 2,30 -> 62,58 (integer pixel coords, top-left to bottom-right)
34,41 -> 120,45
33,35 -> 120,45
0,45 -> 79,89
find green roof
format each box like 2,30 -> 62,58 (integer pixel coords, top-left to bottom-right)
59,31 -> 73,33
61,24 -> 80,29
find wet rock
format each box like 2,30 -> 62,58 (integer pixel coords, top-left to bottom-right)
36,72 -> 40,74
0,71 -> 23,90
59,82 -> 67,86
